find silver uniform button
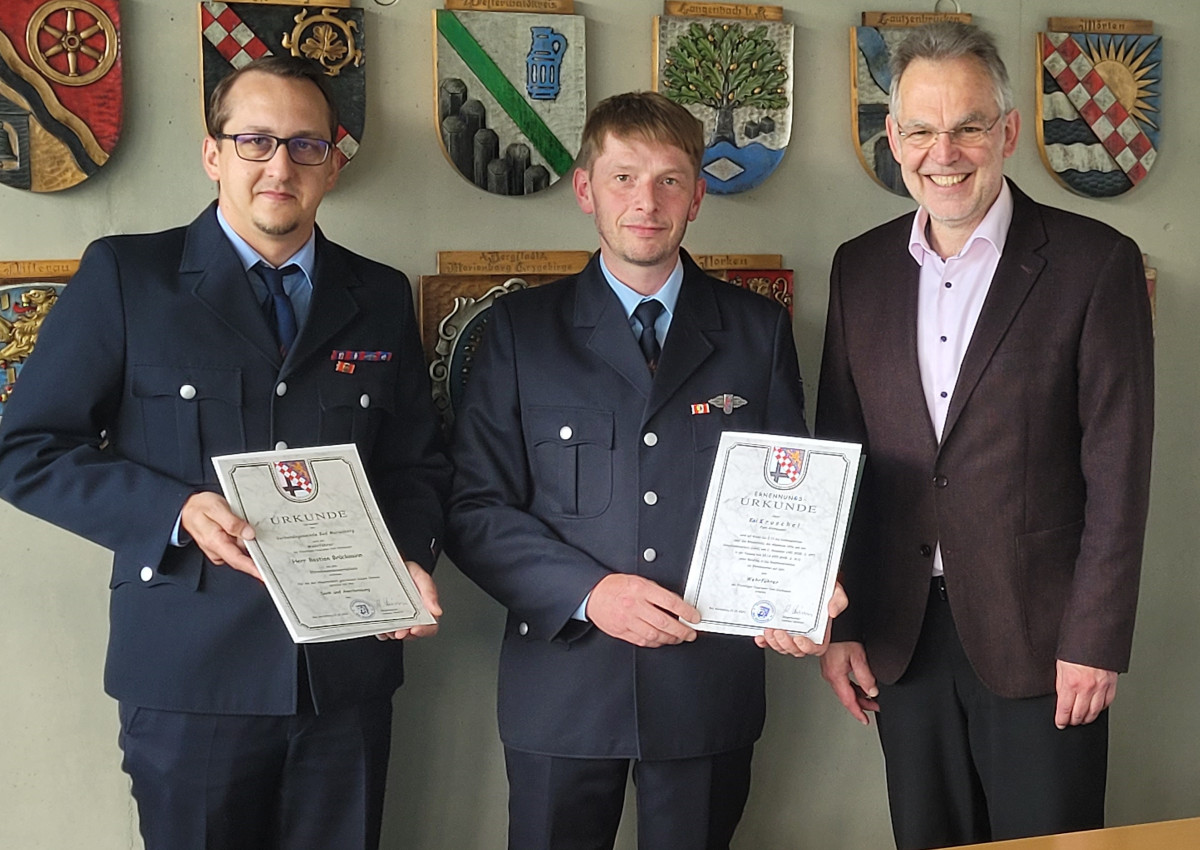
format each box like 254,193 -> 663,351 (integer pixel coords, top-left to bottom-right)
643,548 -> 657,562
360,394 -> 371,409
643,491 -> 658,506
178,384 -> 196,400
643,432 -> 658,447
140,566 -> 153,582
559,425 -> 573,441
275,382 -> 288,397
518,622 -> 529,636
275,441 -> 288,451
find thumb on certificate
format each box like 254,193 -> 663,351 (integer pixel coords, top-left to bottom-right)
406,560 -> 442,619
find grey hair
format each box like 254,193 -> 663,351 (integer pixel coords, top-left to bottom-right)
888,21 -> 1014,119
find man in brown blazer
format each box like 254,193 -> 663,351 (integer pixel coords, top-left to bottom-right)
816,22 -> 1154,850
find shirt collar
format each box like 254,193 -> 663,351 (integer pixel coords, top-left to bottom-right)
908,179 -> 1014,265
216,206 -> 317,284
598,253 -> 684,319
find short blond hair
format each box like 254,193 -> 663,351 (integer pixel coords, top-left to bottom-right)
578,91 -> 704,174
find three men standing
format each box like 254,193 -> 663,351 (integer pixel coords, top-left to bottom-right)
817,22 -> 1154,850
0,20 -> 1155,850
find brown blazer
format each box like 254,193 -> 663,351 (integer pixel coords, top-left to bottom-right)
816,180 -> 1154,699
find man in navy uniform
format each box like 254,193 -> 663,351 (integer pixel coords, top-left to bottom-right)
448,91 -> 844,849
0,57 -> 449,850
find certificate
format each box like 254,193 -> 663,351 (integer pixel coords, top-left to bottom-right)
212,444 -> 436,643
683,432 -> 863,640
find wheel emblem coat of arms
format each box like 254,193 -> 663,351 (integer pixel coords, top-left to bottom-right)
0,0 -> 122,192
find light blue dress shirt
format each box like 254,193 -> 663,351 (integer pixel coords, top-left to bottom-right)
216,207 -> 317,329
598,253 -> 684,348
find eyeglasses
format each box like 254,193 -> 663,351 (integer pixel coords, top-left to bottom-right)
895,114 -> 1003,149
214,133 -> 332,165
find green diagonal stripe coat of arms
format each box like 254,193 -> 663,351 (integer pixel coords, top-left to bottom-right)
433,9 -> 585,197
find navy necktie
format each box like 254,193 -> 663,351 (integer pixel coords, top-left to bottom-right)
633,299 -> 664,372
257,263 -> 299,356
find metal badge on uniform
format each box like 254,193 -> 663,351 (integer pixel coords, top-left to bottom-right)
709,394 -> 747,414
334,361 -> 355,374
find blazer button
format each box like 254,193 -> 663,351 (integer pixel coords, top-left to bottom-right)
276,382 -> 288,397
643,491 -> 658,506
643,432 -> 658,447
642,548 -> 657,562
559,425 -> 573,441
140,566 -> 153,582
933,475 -> 948,488
178,384 -> 196,400
518,622 -> 529,636
275,441 -> 288,451
360,394 -> 371,409
919,544 -> 933,557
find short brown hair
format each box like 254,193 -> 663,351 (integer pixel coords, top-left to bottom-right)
578,91 -> 704,174
206,56 -> 339,141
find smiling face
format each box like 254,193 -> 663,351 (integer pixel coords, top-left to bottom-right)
202,70 -> 339,266
573,132 -> 706,295
887,55 -> 1019,257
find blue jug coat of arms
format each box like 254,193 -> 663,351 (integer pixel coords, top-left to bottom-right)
653,14 -> 793,194
433,9 -> 586,197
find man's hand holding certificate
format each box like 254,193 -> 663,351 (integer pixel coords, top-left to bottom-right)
684,432 -> 862,644
212,444 -> 437,643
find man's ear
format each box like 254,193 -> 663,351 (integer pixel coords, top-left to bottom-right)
573,167 -> 594,215
202,136 -> 221,183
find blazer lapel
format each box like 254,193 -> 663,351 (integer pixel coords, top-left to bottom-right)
283,231 -> 360,374
644,257 -> 716,422
940,182 -> 1048,445
879,246 -> 940,450
577,258 -> 655,398
180,205 -> 280,367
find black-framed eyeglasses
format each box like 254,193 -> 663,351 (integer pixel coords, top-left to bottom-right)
896,114 -> 1003,149
214,133 -> 332,165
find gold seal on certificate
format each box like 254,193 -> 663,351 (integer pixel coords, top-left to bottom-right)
683,432 -> 863,640
212,444 -> 436,643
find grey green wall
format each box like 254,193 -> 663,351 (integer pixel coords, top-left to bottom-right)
2,1 -> 1196,847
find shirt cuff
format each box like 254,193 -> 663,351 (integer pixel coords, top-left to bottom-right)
571,592 -> 591,622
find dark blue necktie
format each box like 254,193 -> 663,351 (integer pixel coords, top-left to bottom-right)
257,263 -> 299,356
633,299 -> 664,372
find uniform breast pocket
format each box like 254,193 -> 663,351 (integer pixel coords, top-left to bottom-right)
130,364 -> 243,483
527,406 -> 613,518
318,372 -> 396,446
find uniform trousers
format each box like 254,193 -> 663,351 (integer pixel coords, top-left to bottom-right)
876,578 -> 1108,850
117,695 -> 393,850
504,745 -> 754,850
